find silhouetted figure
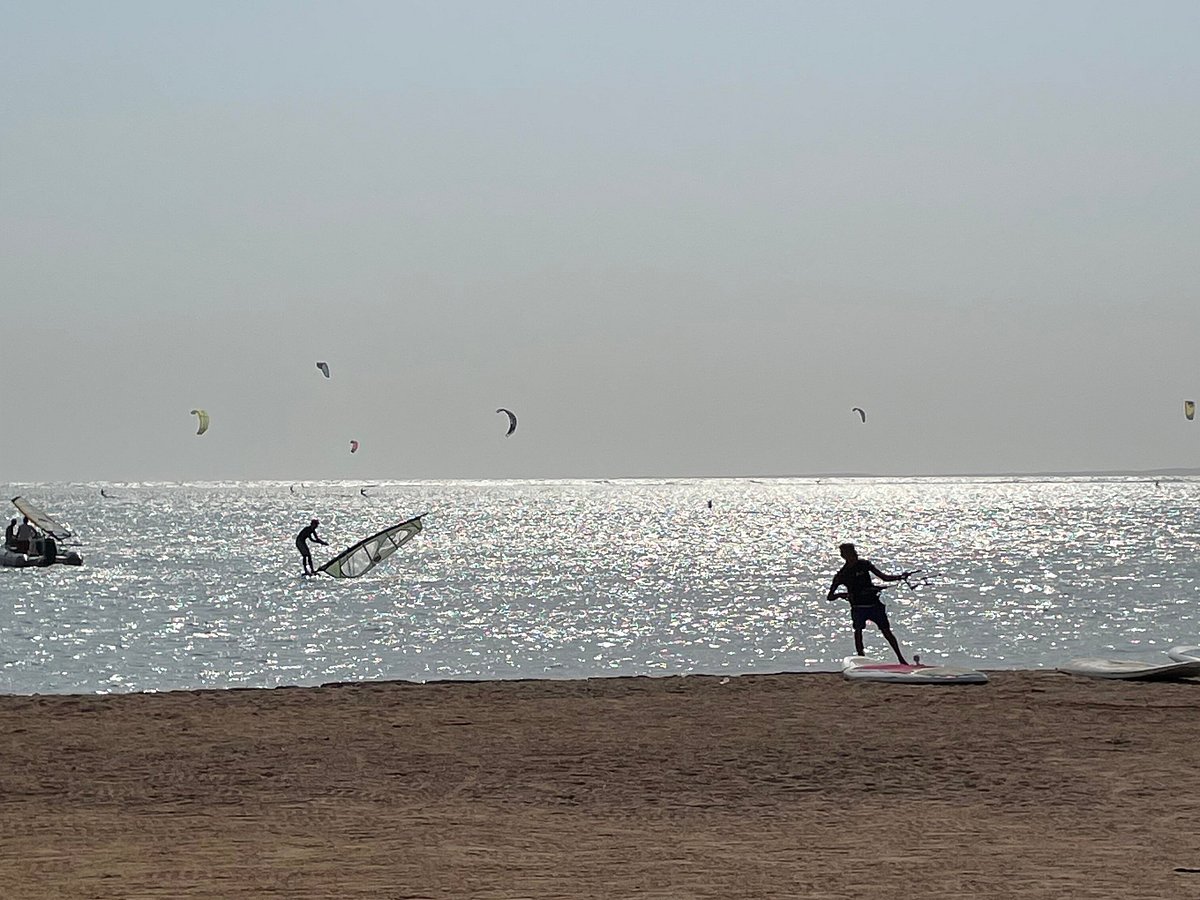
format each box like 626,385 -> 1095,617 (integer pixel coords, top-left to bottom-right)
827,542 -> 911,664
15,517 -> 38,555
295,518 -> 328,576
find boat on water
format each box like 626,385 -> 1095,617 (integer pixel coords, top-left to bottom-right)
2,496 -> 84,568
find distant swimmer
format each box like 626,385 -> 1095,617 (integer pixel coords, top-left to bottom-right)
295,518 -> 328,577
100,488 -> 109,498
827,542 -> 911,664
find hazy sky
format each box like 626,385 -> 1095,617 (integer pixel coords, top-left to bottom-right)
3,1 -> 1199,480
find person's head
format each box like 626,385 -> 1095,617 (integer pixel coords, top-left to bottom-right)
839,542 -> 858,563
23,517 -> 30,525
310,518 -> 319,527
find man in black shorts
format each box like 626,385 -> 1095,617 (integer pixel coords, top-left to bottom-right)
827,542 -> 911,664
295,518 -> 328,576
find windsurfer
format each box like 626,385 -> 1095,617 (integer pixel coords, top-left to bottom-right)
295,518 -> 328,576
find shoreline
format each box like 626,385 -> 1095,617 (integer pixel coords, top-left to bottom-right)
0,664 -> 1106,699
1,670 -> 1197,898
0,660 -> 1188,699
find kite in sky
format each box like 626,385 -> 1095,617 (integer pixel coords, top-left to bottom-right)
190,409 -> 210,435
496,408 -> 517,436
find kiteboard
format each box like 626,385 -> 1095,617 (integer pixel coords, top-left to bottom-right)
1057,657 -> 1200,681
841,656 -> 988,685
1168,646 -> 1200,663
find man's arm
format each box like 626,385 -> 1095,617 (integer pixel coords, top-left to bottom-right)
827,572 -> 845,601
868,562 -> 910,582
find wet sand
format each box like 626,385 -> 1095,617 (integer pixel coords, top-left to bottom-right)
1,671 -> 1198,899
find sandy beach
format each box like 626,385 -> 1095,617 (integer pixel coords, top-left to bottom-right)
1,671 -> 1197,899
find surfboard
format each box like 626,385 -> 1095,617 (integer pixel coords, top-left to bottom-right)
841,656 -> 989,684
1168,645 -> 1200,663
1057,657 -> 1200,681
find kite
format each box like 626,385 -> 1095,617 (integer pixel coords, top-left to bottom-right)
496,408 -> 517,436
350,440 -> 360,453
852,407 -> 866,423
190,409 -> 210,435
316,362 -> 330,378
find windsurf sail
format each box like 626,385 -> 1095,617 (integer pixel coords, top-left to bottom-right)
318,514 -> 424,578
11,496 -> 74,541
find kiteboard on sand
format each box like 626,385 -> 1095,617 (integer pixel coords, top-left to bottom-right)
1168,645 -> 1200,663
1057,657 -> 1200,681
841,656 -> 988,685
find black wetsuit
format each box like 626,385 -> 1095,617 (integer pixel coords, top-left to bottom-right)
295,524 -> 321,560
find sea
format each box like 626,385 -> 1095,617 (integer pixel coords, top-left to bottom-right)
2,477 -> 1198,695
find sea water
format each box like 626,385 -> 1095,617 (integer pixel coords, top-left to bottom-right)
1,477 -> 1198,694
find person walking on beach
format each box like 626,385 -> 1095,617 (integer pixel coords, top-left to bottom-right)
295,518 -> 328,576
827,542 -> 911,664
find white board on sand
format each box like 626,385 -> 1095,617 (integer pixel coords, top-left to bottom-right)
841,656 -> 988,685
1057,657 -> 1200,681
1168,645 -> 1200,663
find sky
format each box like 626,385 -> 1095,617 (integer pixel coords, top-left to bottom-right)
2,1 -> 1199,481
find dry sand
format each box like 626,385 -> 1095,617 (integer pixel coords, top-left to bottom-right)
1,671 -> 1198,899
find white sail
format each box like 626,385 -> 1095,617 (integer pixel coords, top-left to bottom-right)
11,496 -> 74,540
318,515 -> 424,578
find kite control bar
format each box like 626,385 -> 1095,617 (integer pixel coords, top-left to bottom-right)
829,569 -> 930,603
898,569 -> 930,591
